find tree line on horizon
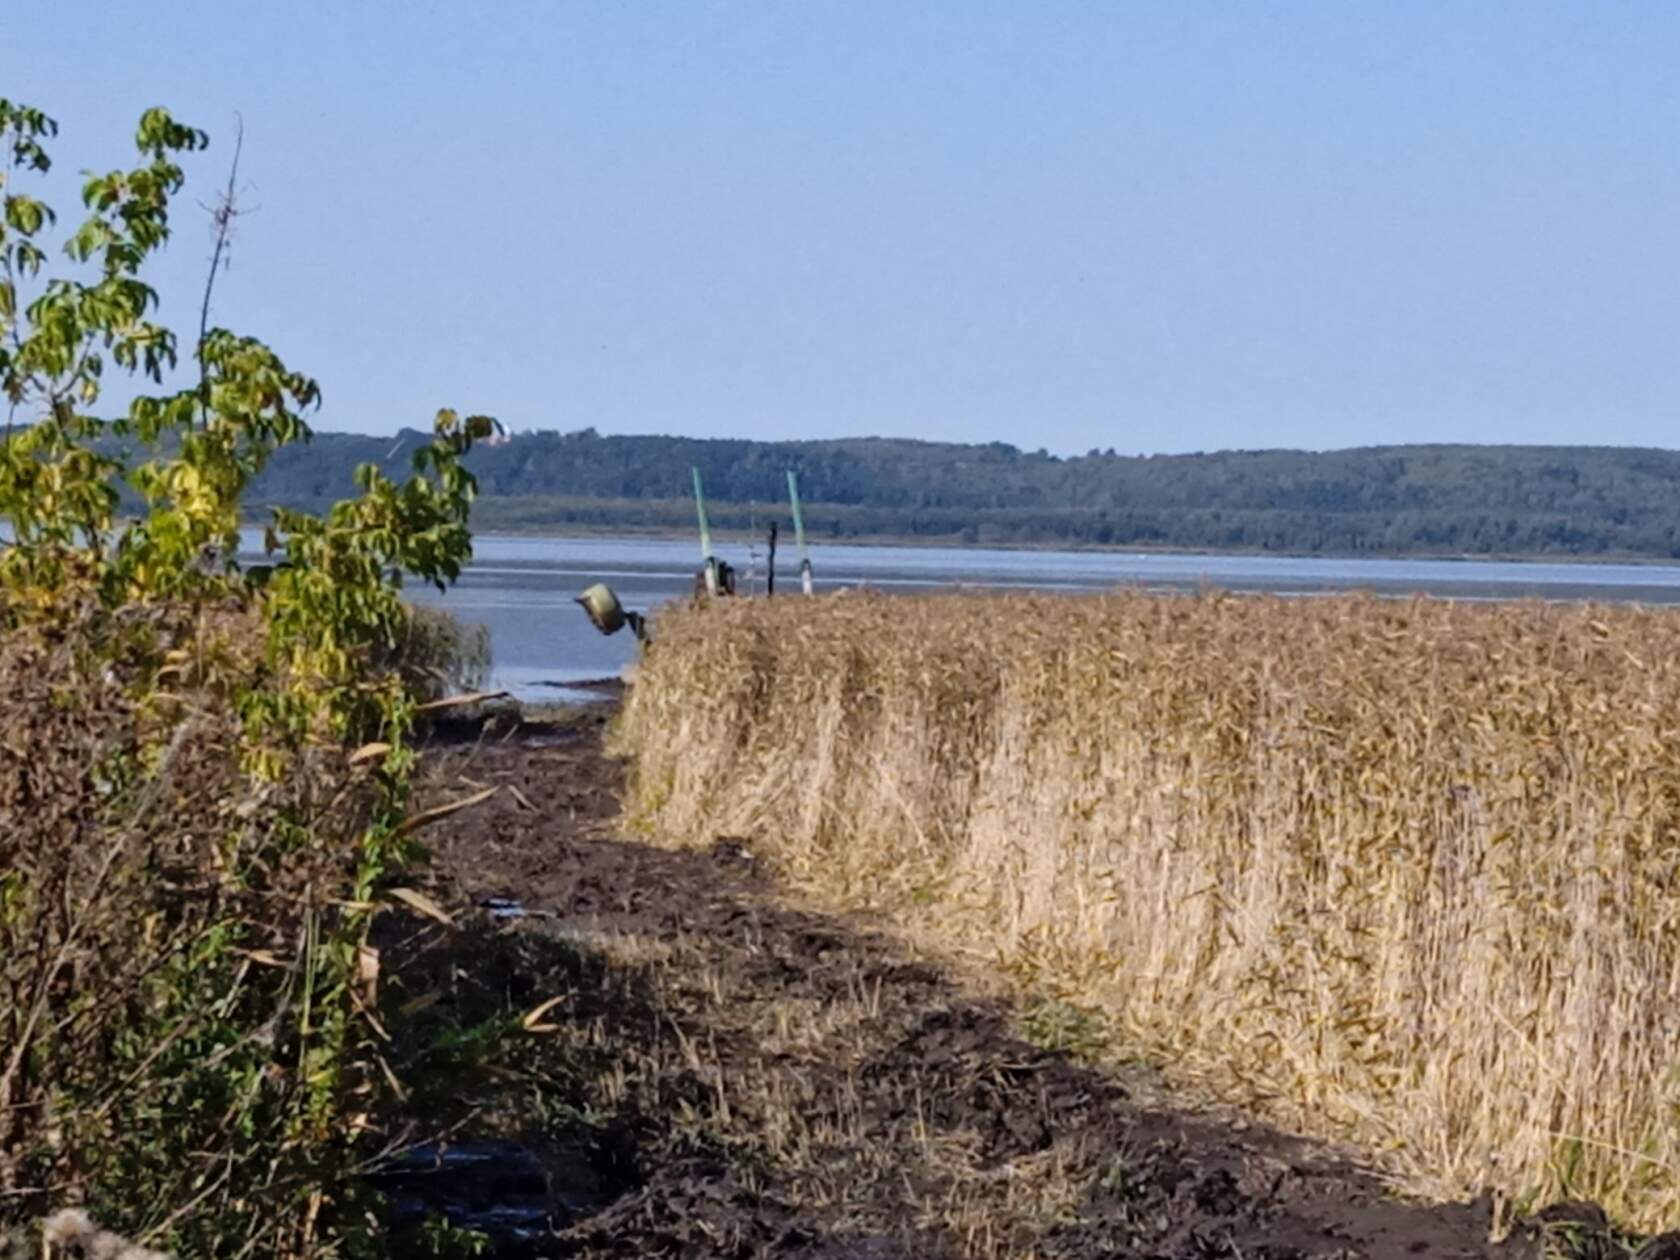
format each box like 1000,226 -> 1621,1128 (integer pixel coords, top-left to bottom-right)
242,427 -> 1680,558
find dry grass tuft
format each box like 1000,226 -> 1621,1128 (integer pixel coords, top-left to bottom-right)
614,590 -> 1680,1228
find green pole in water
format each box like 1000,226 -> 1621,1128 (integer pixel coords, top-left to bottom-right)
693,467 -> 718,595
787,470 -> 813,595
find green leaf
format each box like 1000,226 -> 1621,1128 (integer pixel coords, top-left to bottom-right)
3,195 -> 51,236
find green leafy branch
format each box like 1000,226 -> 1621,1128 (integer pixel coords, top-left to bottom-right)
0,97 -> 500,1256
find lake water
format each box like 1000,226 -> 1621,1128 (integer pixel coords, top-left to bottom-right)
382,535 -> 1680,703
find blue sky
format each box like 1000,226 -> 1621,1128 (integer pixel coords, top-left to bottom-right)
5,3 -> 1679,455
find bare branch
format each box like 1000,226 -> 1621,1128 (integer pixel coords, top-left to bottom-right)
197,112 -> 246,427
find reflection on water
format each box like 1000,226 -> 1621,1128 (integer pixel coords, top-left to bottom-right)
240,531 -> 1680,702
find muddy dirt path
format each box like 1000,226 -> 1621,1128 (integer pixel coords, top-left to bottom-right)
398,701 -> 1558,1260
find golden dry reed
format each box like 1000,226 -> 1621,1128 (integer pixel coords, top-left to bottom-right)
614,590 -> 1680,1227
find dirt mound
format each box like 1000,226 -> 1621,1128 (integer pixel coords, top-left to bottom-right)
395,705 -> 1564,1259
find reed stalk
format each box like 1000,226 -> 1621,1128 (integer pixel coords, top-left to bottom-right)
615,590 -> 1680,1227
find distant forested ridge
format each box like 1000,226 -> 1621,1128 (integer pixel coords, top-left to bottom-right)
246,429 -> 1680,558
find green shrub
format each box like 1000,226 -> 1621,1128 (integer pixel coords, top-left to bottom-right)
0,98 -> 496,1256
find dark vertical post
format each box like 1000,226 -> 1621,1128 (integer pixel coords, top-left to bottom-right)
766,521 -> 778,597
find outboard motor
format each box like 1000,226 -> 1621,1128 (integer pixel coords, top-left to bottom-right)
575,583 -> 648,642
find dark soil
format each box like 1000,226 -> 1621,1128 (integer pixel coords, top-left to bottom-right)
381,699 -> 1580,1260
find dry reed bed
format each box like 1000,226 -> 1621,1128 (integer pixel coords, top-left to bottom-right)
613,590 -> 1680,1228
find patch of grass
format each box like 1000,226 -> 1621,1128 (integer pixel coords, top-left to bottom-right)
1017,999 -> 1112,1059
395,604 -> 492,702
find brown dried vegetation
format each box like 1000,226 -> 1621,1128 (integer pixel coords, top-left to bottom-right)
0,593 -> 383,1253
615,590 -> 1680,1230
